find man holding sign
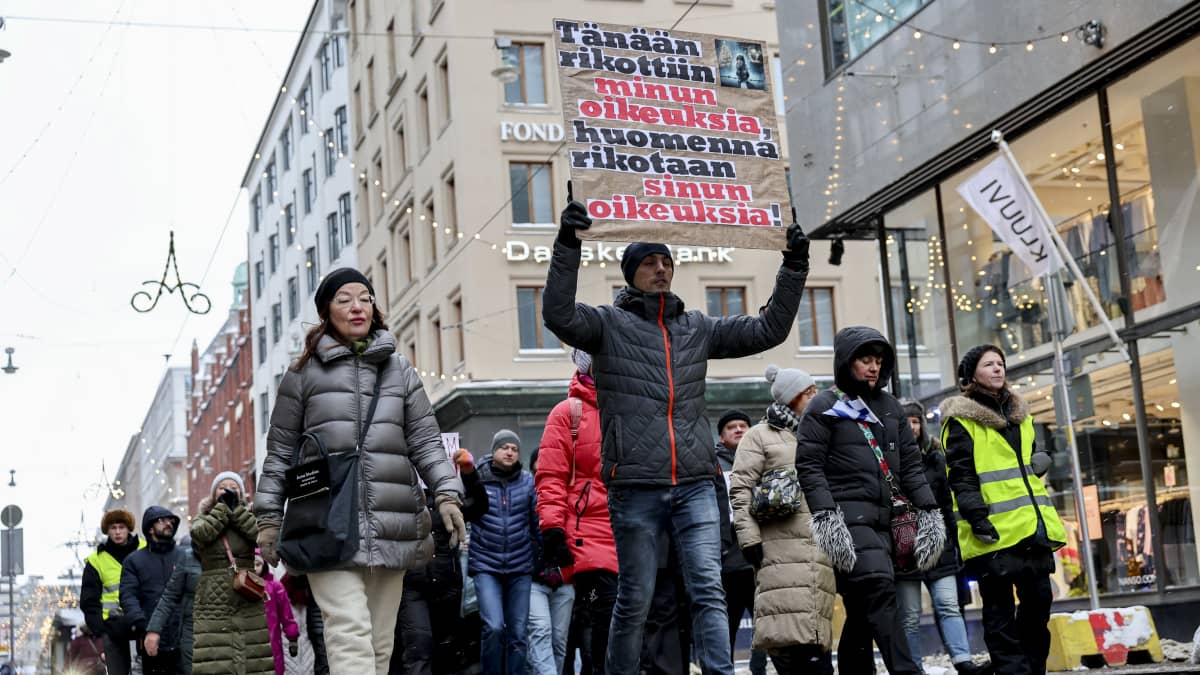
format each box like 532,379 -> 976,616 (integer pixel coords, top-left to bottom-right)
542,198 -> 809,673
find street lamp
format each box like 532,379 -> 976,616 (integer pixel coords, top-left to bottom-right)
2,348 -> 15,375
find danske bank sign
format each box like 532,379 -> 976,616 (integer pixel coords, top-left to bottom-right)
504,240 -> 734,264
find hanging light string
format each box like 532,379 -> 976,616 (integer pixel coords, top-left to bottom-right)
853,0 -> 1092,51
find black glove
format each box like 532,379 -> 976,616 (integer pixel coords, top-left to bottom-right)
1030,451 -> 1052,476
781,223 -> 810,273
970,519 -> 1000,544
741,543 -> 764,569
557,200 -> 592,248
541,528 -> 575,567
219,488 -> 240,509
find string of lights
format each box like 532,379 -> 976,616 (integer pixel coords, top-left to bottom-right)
853,0 -> 1104,52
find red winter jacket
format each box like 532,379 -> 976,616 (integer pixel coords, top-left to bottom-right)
535,374 -> 618,577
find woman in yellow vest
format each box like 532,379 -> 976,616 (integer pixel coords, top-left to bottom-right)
941,344 -> 1065,675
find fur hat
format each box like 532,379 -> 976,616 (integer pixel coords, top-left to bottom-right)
957,344 -> 1006,389
491,429 -> 521,452
716,410 -> 751,434
765,364 -> 816,406
100,509 -> 135,534
620,243 -> 672,287
900,398 -> 925,420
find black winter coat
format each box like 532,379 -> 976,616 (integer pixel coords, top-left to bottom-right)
468,459 -> 536,576
119,506 -> 186,645
408,468 -> 489,591
896,439 -> 960,582
715,445 -> 752,574
795,326 -> 936,582
543,241 -> 807,488
80,535 -> 141,638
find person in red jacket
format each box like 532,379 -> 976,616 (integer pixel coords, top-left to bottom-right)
534,349 -> 618,675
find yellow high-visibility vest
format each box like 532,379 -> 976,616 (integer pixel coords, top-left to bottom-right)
943,413 -> 1066,561
85,538 -> 146,620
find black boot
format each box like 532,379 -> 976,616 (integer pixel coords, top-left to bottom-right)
955,660 -> 994,675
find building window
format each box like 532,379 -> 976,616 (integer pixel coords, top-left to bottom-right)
798,287 -> 836,347
271,303 -> 283,344
305,246 -> 319,292
706,286 -> 746,316
373,155 -> 385,215
367,59 -> 377,117
443,170 -> 457,242
251,190 -> 262,232
254,260 -> 265,299
517,286 -> 560,350
436,53 -> 451,126
353,84 -> 364,138
822,0 -> 932,73
423,195 -> 437,266
509,162 -> 553,225
334,106 -> 349,156
378,256 -> 390,308
395,216 -> 413,284
324,128 -> 337,176
280,122 -> 293,171
333,31 -> 344,67
257,327 -> 267,365
302,169 -> 315,214
502,43 -> 546,105
417,84 -> 431,154
338,193 -> 353,247
327,213 -> 342,260
284,203 -> 296,245
268,234 -> 280,274
432,317 -> 444,376
266,159 -> 277,203
259,391 -> 269,430
394,119 -> 408,174
451,296 -> 464,366
298,78 -> 312,134
319,39 -> 334,91
386,20 -> 398,80
287,276 -> 299,320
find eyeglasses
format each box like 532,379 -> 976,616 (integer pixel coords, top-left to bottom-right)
332,293 -> 375,308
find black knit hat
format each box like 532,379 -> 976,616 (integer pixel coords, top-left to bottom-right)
716,409 -> 751,434
899,398 -> 925,420
315,268 -> 374,312
957,344 -> 1006,389
620,243 -> 672,287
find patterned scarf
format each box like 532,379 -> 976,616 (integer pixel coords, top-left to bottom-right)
766,401 -> 803,435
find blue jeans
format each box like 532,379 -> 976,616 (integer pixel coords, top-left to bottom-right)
896,574 -> 973,665
606,481 -> 733,675
476,572 -> 533,675
526,582 -> 575,675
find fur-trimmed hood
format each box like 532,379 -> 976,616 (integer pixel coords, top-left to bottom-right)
939,388 -> 1029,430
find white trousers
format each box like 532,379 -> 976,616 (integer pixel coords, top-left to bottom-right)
307,567 -> 406,675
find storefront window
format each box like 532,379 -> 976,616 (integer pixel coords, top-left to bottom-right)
1105,34 -> 1200,316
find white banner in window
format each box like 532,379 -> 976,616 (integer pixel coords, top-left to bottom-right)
956,156 -> 1064,282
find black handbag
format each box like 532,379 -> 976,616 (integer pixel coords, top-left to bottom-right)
277,361 -> 384,572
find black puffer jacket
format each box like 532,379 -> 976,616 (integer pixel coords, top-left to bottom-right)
543,241 -> 807,487
119,506 -> 186,645
795,327 -> 936,581
408,469 -> 489,591
715,444 -> 752,574
896,437 -> 960,582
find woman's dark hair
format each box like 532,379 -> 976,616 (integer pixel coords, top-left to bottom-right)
293,300 -> 388,371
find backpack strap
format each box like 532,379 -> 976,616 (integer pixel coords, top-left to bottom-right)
567,397 -> 583,487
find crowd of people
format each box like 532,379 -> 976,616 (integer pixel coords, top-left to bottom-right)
72,198 -> 1065,675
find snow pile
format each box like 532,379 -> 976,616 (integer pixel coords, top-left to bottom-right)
1065,607 -> 1154,650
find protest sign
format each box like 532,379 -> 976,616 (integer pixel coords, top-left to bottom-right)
442,432 -> 461,477
554,18 -> 791,250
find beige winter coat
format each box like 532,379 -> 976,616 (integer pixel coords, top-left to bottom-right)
730,420 -> 836,651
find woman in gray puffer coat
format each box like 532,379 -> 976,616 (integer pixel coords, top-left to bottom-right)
254,268 -> 465,675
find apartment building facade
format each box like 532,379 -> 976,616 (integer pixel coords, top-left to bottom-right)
347,0 -> 883,455
242,0 -> 358,472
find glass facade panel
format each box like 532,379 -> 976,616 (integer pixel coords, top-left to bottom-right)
823,0 -> 931,73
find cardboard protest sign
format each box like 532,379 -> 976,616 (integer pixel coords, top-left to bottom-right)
441,432 -> 461,477
554,19 -> 791,250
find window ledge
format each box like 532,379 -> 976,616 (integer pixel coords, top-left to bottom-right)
409,34 -> 426,56
387,74 -> 406,102
510,222 -> 557,231
501,102 -> 554,113
368,110 -> 380,130
515,351 -> 568,362
796,346 -> 835,354
437,119 -> 452,139
429,0 -> 445,23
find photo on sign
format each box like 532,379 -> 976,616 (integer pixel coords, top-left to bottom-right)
716,40 -> 767,90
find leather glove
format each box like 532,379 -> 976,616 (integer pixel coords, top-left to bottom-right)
810,507 -> 857,573
541,528 -> 575,567
219,487 -> 240,509
781,223 -> 810,273
970,519 -> 1000,544
438,500 -> 467,549
557,200 -> 592,248
741,543 -> 764,569
453,448 -> 476,473
257,523 -> 281,566
288,641 -> 298,657
1030,451 -> 1052,476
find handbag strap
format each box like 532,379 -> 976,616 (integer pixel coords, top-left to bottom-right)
567,397 -> 583,487
220,534 -> 240,573
830,386 -> 900,496
356,360 -> 386,452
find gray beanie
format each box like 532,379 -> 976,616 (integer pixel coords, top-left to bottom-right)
491,429 -> 521,452
765,365 -> 816,406
571,348 -> 593,375
210,471 -> 246,498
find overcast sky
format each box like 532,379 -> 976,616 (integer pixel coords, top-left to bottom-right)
0,1 -> 311,579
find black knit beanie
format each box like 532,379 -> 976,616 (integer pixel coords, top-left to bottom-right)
620,243 -> 672,287
957,344 -> 1006,389
716,409 -> 751,434
315,268 -> 374,312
